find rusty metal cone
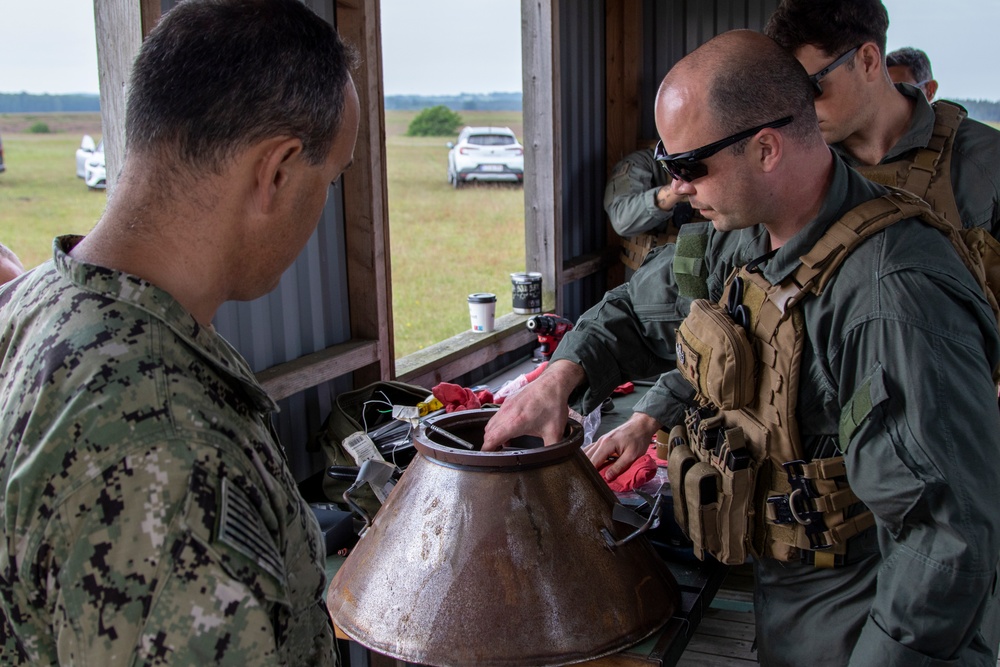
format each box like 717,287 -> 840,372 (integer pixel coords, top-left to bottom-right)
327,409 -> 680,667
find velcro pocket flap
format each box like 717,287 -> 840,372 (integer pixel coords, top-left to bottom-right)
676,299 -> 755,409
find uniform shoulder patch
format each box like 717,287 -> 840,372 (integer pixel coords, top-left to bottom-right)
218,477 -> 285,583
838,364 -> 889,452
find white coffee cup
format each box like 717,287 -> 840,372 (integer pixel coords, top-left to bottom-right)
468,293 -> 497,332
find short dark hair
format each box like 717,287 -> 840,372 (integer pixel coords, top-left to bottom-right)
705,33 -> 819,155
765,0 -> 889,63
886,47 -> 933,83
126,0 -> 357,172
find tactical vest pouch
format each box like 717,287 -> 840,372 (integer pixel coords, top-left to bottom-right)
714,427 -> 754,565
676,299 -> 755,409
667,444 -> 697,533
678,413 -> 755,565
683,462 -> 722,560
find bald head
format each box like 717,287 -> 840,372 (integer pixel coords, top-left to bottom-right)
658,30 -> 819,148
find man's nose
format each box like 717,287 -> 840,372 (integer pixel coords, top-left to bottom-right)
671,177 -> 695,196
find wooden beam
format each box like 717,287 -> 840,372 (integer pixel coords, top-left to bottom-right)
256,339 -> 380,401
561,247 -> 620,285
93,0 -> 143,195
140,0 -> 161,38
521,0 -> 561,314
336,0 -> 394,385
396,315 -> 535,388
605,0 -> 645,291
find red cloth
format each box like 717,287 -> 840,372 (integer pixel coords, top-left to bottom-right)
432,382 -> 494,412
647,442 -> 669,466
611,381 -> 635,396
525,361 -> 548,382
598,454 -> 658,492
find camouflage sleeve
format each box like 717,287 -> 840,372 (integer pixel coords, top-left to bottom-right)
14,441 -> 332,667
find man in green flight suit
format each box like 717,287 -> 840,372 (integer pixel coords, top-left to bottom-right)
765,0 -> 1000,238
484,29 -> 1000,666
604,147 -> 692,238
0,1 -> 359,664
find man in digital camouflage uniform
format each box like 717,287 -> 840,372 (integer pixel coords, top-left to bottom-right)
765,0 -> 1000,239
0,1 -> 359,664
484,30 -> 1000,666
604,147 -> 693,238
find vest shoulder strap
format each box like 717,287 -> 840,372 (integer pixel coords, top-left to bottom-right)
793,190 -> 930,298
793,189 -> 1000,375
854,100 -> 966,229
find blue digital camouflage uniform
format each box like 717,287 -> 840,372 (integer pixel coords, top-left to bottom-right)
0,236 -> 337,666
554,155 -> 1000,665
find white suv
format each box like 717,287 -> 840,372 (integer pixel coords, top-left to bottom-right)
447,126 -> 524,188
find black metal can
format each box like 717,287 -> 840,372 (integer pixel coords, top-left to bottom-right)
511,272 -> 542,314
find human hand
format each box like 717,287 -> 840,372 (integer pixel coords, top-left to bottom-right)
481,360 -> 583,450
655,185 -> 685,211
582,412 -> 661,481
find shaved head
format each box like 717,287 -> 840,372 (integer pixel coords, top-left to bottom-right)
658,30 -> 818,151
654,30 -> 833,246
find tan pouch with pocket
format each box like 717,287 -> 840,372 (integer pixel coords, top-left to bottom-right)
684,461 -> 722,560
715,427 -> 754,565
675,299 -> 755,409
668,444 -> 697,533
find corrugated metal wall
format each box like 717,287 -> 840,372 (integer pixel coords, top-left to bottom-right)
558,0 -> 781,322
559,0 -> 608,321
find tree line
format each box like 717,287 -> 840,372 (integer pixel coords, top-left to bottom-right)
4,91 -> 998,122
0,93 -> 101,113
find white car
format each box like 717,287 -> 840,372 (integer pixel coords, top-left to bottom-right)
75,135 -> 97,179
447,126 -> 524,188
84,140 -> 106,190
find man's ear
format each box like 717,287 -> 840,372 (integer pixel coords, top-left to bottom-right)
756,130 -> 782,174
923,79 -> 939,102
859,43 -> 883,80
254,137 -> 306,214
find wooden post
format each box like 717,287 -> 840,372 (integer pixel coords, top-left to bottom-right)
93,0 -> 142,194
521,0 -> 561,314
336,0 -> 395,384
605,0 -> 644,288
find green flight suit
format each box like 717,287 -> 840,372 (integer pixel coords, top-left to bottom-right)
604,148 -> 677,237
833,82 -> 1000,238
553,154 -> 1000,666
0,237 -> 337,666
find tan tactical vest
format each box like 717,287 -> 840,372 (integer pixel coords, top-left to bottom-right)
856,101 -> 1000,336
668,190 -> 995,567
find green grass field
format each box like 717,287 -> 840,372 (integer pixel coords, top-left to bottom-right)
0,110 -> 526,358
3,113 -> 995,358
0,113 -> 106,268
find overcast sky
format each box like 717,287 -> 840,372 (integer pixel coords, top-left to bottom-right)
2,0 -> 997,101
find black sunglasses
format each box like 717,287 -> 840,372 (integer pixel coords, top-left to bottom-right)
808,45 -> 861,96
653,116 -> 794,182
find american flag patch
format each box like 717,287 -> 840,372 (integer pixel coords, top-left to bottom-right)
218,477 -> 285,583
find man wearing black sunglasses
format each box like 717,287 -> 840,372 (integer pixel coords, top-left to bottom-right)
485,28 -> 1000,667
765,0 -> 1000,240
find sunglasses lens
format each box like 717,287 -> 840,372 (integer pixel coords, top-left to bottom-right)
671,159 -> 707,182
